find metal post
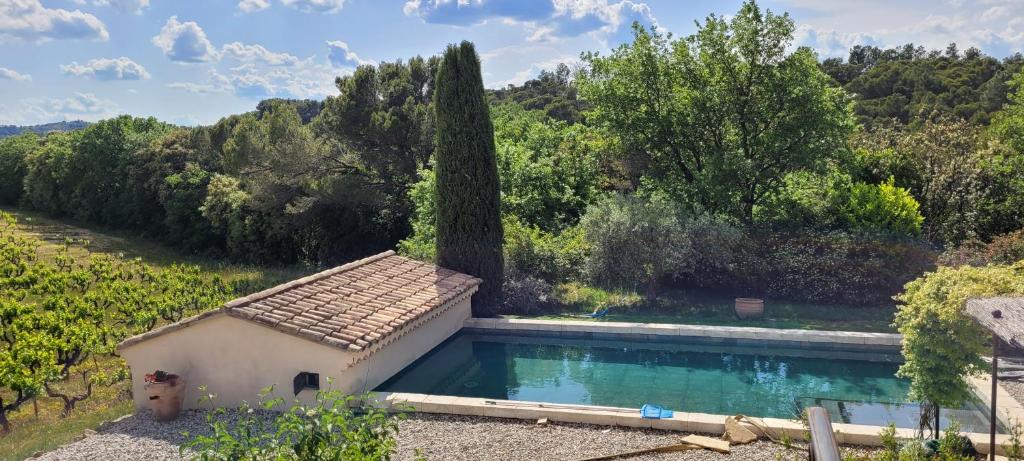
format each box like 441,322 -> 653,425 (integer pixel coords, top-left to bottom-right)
990,334 -> 999,461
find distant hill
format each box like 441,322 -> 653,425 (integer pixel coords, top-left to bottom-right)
0,120 -> 89,138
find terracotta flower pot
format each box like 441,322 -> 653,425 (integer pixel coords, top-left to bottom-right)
735,298 -> 764,319
145,375 -> 185,422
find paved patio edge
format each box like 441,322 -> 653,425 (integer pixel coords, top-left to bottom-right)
464,318 -> 902,346
374,392 -> 1011,456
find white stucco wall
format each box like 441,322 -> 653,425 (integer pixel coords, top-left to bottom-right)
120,297 -> 472,410
343,297 -> 472,394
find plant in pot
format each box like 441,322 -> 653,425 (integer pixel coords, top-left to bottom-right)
144,370 -> 186,422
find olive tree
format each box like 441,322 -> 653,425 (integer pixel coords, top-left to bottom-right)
580,194 -> 739,299
579,0 -> 853,222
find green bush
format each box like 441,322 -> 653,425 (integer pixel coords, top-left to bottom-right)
895,262 -> 1024,435
580,194 -> 690,298
940,229 -> 1024,267
841,178 -> 924,236
756,171 -> 924,238
695,231 -> 936,306
184,387 -> 405,461
504,217 -> 586,283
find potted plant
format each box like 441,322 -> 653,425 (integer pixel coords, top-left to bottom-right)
144,370 -> 186,422
735,298 -> 764,319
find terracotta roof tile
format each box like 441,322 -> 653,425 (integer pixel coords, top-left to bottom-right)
118,251 -> 481,353
220,251 -> 480,352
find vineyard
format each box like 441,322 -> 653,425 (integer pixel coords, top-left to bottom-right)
0,209 -> 305,460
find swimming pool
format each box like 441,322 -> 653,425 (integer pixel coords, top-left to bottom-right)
377,331 -> 999,432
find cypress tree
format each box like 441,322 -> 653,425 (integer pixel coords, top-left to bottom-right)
434,41 -> 504,315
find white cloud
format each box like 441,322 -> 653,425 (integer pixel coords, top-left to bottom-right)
152,16 -> 219,63
221,42 -> 300,66
0,66 -> 31,81
980,6 -> 1009,23
2,92 -> 119,124
168,70 -> 233,94
169,60 -> 338,100
91,0 -> 150,14
793,24 -> 880,58
325,40 -> 371,67
403,0 -> 656,46
0,0 -> 109,43
45,92 -> 115,115
280,0 -> 345,14
60,57 -> 151,80
478,43 -> 576,87
237,0 -> 270,13
779,0 -> 1024,58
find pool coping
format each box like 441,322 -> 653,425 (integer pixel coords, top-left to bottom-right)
374,392 -> 1012,456
378,318 -> 1014,454
464,318 -> 903,346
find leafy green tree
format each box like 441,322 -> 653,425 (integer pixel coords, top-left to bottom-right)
313,56 -> 440,236
434,41 -> 504,314
64,116 -> 173,226
579,1 -> 853,221
991,67 -> 1024,152
827,43 -> 1023,127
492,104 -> 602,231
0,132 -> 39,205
489,63 -> 584,123
894,261 -> 1024,437
22,132 -> 77,216
898,117 -> 1024,244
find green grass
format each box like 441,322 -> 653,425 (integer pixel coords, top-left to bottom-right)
506,282 -> 897,333
2,206 -> 309,288
1,396 -> 134,461
0,206 -> 314,460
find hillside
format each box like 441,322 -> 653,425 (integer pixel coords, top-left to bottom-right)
0,120 -> 89,138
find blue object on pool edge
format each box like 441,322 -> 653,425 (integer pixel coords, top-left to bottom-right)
586,308 -> 609,318
641,404 -> 674,419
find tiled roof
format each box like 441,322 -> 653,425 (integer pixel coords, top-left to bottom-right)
118,251 -> 481,352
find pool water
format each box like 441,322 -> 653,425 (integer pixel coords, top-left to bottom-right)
377,331 -> 998,432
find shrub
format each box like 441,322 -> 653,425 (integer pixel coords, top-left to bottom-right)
1006,418 -> 1023,461
501,271 -> 553,315
504,217 -> 586,283
840,178 -> 924,237
691,231 -> 936,306
184,387 -> 404,461
895,262 -> 1024,436
940,229 -> 1024,267
580,194 -> 690,299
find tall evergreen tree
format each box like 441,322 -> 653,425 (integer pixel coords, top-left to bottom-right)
434,41 -> 504,315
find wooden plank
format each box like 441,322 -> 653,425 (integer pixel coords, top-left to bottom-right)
575,444 -> 699,461
807,407 -> 840,461
680,434 -> 730,453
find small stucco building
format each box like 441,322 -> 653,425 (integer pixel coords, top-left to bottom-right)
117,250 -> 480,410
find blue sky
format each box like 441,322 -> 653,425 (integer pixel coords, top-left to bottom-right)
1,0 -> 1022,126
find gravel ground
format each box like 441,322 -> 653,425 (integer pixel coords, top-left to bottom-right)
34,411 -> 869,461
1004,379 -> 1024,408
